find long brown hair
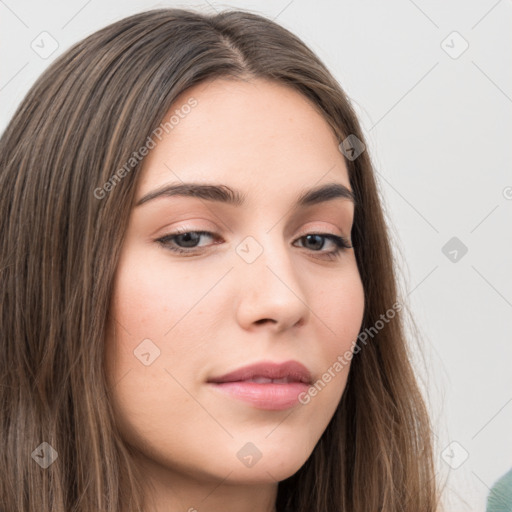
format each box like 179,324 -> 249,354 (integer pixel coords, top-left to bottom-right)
0,8 -> 438,511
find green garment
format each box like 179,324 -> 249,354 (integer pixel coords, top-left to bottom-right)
487,468 -> 512,512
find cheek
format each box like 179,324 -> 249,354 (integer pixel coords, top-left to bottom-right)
105,243 -> 225,391
104,253 -> 205,451
310,263 -> 365,351
310,268 -> 364,389
109,245 -> 200,336
291,262 -> 364,410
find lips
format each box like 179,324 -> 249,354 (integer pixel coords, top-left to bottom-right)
207,360 -> 313,410
207,360 -> 313,385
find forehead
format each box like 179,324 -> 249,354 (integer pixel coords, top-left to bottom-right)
137,77 -> 350,199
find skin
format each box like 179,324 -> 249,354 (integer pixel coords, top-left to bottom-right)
105,77 -> 365,512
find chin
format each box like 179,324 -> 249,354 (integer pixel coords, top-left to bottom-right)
220,438 -> 315,484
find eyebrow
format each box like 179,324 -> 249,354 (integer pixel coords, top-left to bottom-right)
135,181 -> 356,208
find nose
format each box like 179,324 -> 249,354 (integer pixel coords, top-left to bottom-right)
234,234 -> 310,333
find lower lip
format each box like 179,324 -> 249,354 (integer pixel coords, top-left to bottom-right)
208,381 -> 310,410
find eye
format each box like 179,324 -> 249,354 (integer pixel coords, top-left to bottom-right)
155,229 -> 352,260
293,233 -> 352,261
155,230 -> 218,255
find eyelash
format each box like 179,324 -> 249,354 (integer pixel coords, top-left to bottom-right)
155,229 -> 353,261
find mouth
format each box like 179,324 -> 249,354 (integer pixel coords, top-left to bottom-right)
207,360 -> 313,410
235,376 -> 304,384
207,359 -> 313,385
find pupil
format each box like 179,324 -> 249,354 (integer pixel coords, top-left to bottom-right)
178,233 -> 199,248
305,234 -> 323,250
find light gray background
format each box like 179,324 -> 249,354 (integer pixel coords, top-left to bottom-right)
1,1 -> 511,510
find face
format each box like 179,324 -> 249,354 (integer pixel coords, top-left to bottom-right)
105,78 -> 365,489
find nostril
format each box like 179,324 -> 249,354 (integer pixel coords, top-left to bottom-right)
254,318 -> 275,325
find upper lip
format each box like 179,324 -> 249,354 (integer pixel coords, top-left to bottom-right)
207,360 -> 313,385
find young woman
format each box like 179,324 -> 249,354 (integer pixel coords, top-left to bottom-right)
0,8 -> 439,512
